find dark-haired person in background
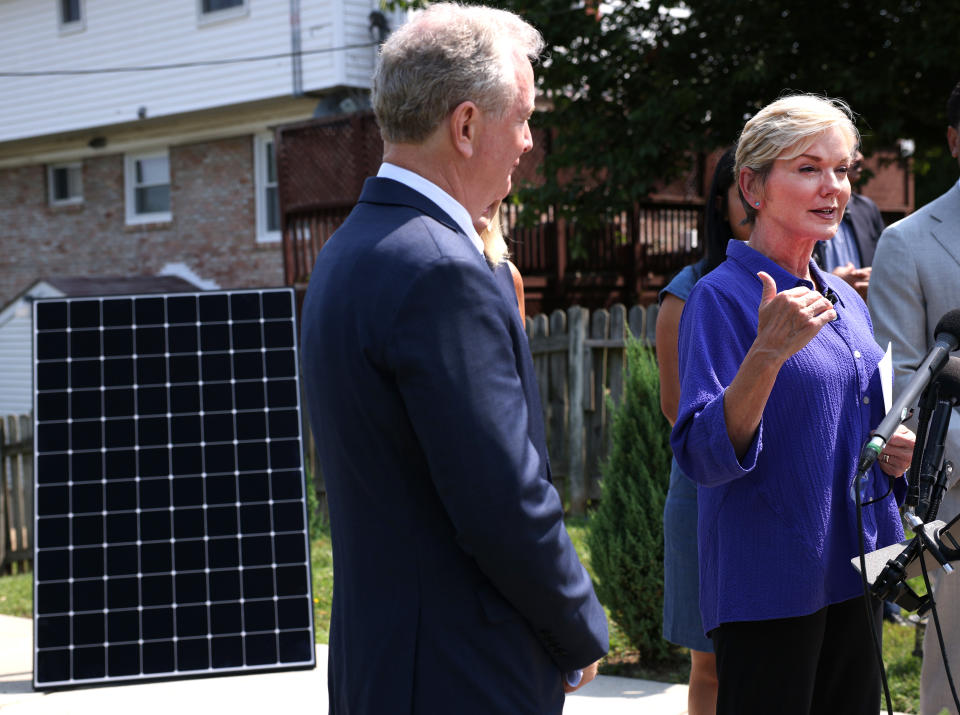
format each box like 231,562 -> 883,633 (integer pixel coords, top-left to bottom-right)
812,148 -> 886,300
869,79 -> 960,715
655,146 -> 750,715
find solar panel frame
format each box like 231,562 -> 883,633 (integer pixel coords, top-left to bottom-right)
32,288 -> 316,690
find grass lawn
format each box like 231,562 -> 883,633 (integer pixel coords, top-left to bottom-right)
311,523 -> 334,645
0,517 -> 927,711
0,568 -> 31,619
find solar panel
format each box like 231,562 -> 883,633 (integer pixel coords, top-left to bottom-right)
32,288 -> 315,689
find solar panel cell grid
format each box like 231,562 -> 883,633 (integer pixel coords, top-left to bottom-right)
33,288 -> 315,689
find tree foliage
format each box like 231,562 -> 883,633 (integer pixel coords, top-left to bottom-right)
386,0 -> 959,219
587,338 -> 672,662
656,0 -> 959,205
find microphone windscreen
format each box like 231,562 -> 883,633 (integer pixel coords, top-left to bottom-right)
936,356 -> 960,402
934,308 -> 960,344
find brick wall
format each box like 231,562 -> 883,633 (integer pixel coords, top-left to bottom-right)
0,135 -> 284,308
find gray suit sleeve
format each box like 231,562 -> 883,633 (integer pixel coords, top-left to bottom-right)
870,223 -> 926,384
869,223 -> 960,492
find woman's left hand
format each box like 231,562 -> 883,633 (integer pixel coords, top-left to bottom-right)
878,424 -> 915,477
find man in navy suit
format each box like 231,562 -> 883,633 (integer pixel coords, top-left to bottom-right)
299,5 -> 608,713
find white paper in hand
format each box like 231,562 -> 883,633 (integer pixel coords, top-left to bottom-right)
879,342 -> 894,415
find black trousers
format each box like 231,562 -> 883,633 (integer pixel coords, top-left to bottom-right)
711,596 -> 883,715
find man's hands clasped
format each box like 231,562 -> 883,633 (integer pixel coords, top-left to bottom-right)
563,660 -> 600,694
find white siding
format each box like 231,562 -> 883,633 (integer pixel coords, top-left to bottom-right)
300,0 -> 380,93
0,0 -> 374,144
0,307 -> 34,416
0,283 -> 63,416
341,0 -> 382,87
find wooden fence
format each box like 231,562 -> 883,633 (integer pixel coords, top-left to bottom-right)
528,302 -> 660,514
0,415 -> 32,572
298,301 -> 662,517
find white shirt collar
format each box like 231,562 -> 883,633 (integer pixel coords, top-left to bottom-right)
377,163 -> 484,255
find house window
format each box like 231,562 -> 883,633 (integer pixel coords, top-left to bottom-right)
198,0 -> 247,23
202,0 -> 244,10
59,0 -> 85,32
47,163 -> 83,206
125,150 -> 171,224
254,134 -> 281,242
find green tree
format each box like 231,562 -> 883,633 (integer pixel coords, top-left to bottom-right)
587,337 -> 672,662
386,1 -> 959,215
660,0 -> 959,206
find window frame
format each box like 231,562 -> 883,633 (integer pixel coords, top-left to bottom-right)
58,0 -> 85,34
254,133 -> 281,243
47,162 -> 84,206
197,0 -> 248,25
124,149 -> 172,225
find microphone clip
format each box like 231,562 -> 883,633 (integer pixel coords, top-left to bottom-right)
822,286 -> 840,321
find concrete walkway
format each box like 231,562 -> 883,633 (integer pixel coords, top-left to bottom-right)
0,615 -> 689,714
0,615 -> 908,714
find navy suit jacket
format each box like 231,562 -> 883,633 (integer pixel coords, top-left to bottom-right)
844,192 -> 886,267
300,177 -> 608,714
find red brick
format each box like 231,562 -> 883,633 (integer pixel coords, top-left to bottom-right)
0,135 -> 284,307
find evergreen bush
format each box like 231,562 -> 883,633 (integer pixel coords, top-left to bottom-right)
305,467 -> 327,542
587,335 -> 673,662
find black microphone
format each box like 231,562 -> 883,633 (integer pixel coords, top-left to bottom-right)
905,373 -> 943,509
823,286 -> 840,321
859,309 -> 960,471
918,358 -> 960,519
935,355 -> 960,403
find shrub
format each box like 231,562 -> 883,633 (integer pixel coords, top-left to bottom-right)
587,336 -> 672,662
305,466 -> 327,542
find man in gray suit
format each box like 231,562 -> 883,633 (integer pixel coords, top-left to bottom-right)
870,79 -> 960,715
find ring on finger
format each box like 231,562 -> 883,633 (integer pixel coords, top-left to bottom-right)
883,454 -> 890,464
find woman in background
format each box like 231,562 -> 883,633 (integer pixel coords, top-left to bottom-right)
477,200 -> 525,322
655,146 -> 749,715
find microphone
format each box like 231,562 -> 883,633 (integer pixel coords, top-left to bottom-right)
917,357 -> 960,520
904,369 -> 944,510
858,309 -> 960,472
823,286 -> 840,321
934,355 -> 960,403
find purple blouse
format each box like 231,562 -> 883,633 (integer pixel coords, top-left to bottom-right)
671,240 -> 905,635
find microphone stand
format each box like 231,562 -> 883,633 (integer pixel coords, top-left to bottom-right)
853,381 -> 956,715
870,395 -> 956,612
854,459 -> 895,715
860,391 -> 960,715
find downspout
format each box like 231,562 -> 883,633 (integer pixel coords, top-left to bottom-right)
289,0 -> 303,97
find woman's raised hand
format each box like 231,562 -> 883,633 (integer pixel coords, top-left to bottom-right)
754,271 -> 836,364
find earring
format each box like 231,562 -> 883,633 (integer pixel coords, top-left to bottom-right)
754,201 -> 760,207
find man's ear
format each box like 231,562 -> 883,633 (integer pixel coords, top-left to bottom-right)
948,125 -> 959,159
449,100 -> 479,160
